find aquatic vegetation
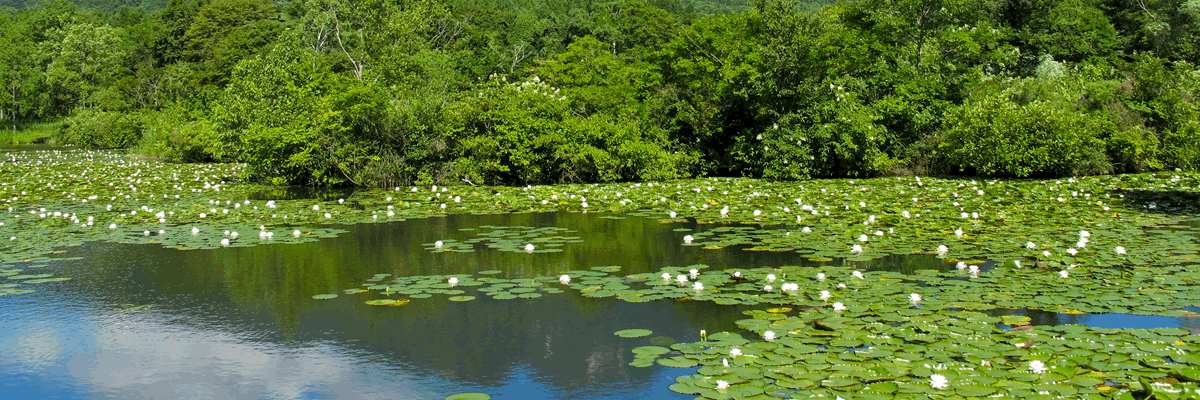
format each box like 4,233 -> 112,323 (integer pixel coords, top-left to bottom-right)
6,149 -> 1200,398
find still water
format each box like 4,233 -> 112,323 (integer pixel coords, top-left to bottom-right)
0,212 -> 1191,399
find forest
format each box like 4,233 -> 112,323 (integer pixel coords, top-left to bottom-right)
0,0 -> 1196,186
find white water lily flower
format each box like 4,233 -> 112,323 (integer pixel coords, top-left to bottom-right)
1042,250 -> 1051,257
820,290 -> 831,300
716,380 -> 729,390
851,244 -> 863,253
1026,241 -> 1036,249
832,302 -> 847,311
936,245 -> 948,255
968,265 -> 980,274
220,238 -> 229,246
859,234 -> 869,242
764,285 -> 774,292
559,275 -> 570,284
954,228 -> 963,237
929,374 -> 949,389
661,273 -> 671,281
1059,270 -> 1069,278
766,274 -> 777,282
435,240 -> 444,248
1080,230 -> 1090,238
293,230 -> 301,237
802,227 -> 811,233
910,293 -> 922,303
729,348 -> 742,357
677,275 -> 688,283
1115,246 -> 1126,255
448,277 -> 458,286
762,331 -> 776,341
525,243 -> 536,252
852,271 -> 864,279
191,227 -> 199,235
816,272 -> 826,281
690,269 -> 699,279
1067,248 -> 1078,255
732,271 -> 742,278
956,261 -> 966,270
683,235 -> 693,244
1029,360 -> 1048,374
693,282 -> 704,291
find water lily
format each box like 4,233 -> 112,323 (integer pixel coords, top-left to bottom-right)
851,244 -> 863,253
435,240 -> 444,248
191,227 -> 199,235
676,275 -> 688,283
293,230 -> 301,237
669,211 -> 676,218
802,227 -> 811,233
852,271 -> 864,279
936,245 -> 948,255
956,261 -> 966,270
661,273 -> 671,281
930,374 -> 949,389
689,269 -> 699,279
968,265 -> 980,274
858,234 -> 869,242
559,275 -> 570,285
715,380 -> 729,390
910,293 -> 922,303
832,302 -> 847,311
764,285 -> 773,292
1042,250 -> 1051,257
1115,246 -> 1126,255
1029,360 -> 1048,374
220,238 -> 229,246
525,243 -> 535,252
729,348 -> 742,357
683,235 -> 693,244
693,282 -> 704,291
732,271 -> 742,278
766,274 -> 776,282
722,358 -> 729,367
1026,241 -> 1036,249
819,290 -> 831,300
1066,248 -> 1078,255
816,272 -> 826,281
954,228 -> 963,237
1059,270 -> 1069,278
762,330 -> 776,341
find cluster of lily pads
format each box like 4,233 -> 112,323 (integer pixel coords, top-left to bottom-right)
331,258 -> 1200,399
425,225 -> 582,253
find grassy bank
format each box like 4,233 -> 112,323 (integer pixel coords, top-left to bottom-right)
0,121 -> 61,145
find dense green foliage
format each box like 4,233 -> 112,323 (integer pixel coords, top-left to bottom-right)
1,0 -> 1197,185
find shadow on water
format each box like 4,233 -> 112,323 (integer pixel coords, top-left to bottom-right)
1114,189 -> 1200,216
0,212 -> 1191,399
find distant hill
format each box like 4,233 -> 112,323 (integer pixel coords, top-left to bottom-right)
0,0 -> 169,11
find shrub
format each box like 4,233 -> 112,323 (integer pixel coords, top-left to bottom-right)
939,79 -> 1110,177
58,109 -> 145,149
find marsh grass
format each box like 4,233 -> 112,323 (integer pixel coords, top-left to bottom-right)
1,120 -> 61,145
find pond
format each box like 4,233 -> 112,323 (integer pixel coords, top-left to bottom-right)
0,212 -> 932,399
5,148 -> 1200,399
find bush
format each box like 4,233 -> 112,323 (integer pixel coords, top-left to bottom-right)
938,77 -> 1110,177
760,85 -> 896,179
58,109 -> 145,149
448,77 -> 693,185
132,108 -> 219,162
